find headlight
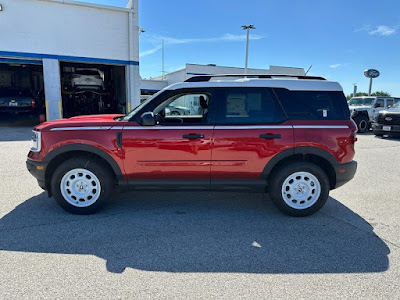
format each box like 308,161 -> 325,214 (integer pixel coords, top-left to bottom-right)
31,130 -> 41,152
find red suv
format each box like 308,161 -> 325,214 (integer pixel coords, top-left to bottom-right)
27,75 -> 357,216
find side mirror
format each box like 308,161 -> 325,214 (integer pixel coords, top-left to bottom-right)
140,112 -> 156,126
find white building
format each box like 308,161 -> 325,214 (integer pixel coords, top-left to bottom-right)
140,63 -> 306,102
0,0 -> 140,120
0,1 -> 306,120
152,63 -> 305,85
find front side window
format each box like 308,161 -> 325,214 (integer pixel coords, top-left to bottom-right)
274,89 -> 350,120
375,99 -> 384,108
215,88 -> 285,124
153,93 -> 211,125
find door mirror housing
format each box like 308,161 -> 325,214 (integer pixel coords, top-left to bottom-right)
140,112 -> 156,126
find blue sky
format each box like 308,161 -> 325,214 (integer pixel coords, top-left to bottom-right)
87,0 -> 399,96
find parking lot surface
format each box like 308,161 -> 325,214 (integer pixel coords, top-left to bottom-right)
0,126 -> 399,299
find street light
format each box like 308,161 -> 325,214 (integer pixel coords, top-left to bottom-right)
241,25 -> 255,75
139,27 -> 145,34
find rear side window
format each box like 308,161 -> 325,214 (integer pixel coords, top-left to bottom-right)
215,87 -> 286,124
273,89 -> 350,120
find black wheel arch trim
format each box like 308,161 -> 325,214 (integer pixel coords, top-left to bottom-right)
43,144 -> 126,184
261,146 -> 338,180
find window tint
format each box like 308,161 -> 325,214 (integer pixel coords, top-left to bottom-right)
216,88 -> 285,124
387,99 -> 394,108
273,89 -> 350,120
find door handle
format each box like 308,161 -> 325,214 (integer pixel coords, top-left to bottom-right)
183,134 -> 204,139
259,134 -> 281,139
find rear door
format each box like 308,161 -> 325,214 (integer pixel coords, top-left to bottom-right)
210,87 -> 294,190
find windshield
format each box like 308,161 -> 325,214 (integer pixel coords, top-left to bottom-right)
348,97 -> 374,106
0,89 -> 32,97
391,102 -> 400,109
122,90 -> 163,121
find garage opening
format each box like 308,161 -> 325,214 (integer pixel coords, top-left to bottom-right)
0,61 -> 45,126
60,62 -> 126,118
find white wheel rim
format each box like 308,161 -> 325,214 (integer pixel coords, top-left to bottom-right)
281,171 -> 321,210
60,168 -> 101,207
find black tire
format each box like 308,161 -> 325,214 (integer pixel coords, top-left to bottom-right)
269,161 -> 330,217
373,132 -> 384,137
354,116 -> 369,133
51,157 -> 114,214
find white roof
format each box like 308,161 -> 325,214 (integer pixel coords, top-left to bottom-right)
167,78 -> 343,92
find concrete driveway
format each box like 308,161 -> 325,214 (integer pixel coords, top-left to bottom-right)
0,127 -> 399,299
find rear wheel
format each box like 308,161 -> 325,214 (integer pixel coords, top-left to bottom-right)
269,162 -> 330,217
51,157 -> 114,214
354,116 -> 369,133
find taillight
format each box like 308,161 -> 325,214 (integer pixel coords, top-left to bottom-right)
73,82 -> 75,86
351,132 -> 358,143
31,98 -> 35,108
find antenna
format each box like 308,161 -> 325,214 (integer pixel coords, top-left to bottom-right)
305,65 -> 312,75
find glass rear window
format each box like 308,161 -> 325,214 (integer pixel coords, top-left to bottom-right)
273,89 -> 350,120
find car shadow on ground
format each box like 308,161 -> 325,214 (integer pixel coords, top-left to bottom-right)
0,191 -> 389,274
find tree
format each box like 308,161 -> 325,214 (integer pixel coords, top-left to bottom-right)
371,91 -> 391,97
346,91 -> 391,101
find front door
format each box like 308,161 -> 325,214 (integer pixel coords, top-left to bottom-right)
122,90 -> 214,189
210,87 -> 294,190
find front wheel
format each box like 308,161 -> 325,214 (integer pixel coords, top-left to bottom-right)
269,162 -> 330,217
354,116 -> 369,133
51,157 -> 114,214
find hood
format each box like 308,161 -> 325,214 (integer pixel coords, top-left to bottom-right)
34,114 -> 125,131
348,105 -> 372,110
379,109 -> 400,115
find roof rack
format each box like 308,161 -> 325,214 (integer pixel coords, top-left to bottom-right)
184,74 -> 326,82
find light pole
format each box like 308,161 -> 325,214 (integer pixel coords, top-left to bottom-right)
241,25 -> 255,75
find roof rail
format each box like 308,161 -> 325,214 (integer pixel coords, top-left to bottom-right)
184,74 -> 326,82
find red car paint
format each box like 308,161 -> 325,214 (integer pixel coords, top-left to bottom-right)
28,116 -> 356,183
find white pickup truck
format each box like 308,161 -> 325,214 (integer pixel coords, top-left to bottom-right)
348,96 -> 400,133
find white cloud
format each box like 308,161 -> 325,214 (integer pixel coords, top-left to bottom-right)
354,25 -> 372,32
369,25 -> 398,36
329,64 -> 343,69
140,33 -> 263,57
355,25 -> 399,36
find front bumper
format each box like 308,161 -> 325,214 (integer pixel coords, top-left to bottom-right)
372,123 -> 400,135
26,159 -> 47,190
334,161 -> 357,189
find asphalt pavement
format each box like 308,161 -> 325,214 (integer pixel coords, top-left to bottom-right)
0,126 -> 399,299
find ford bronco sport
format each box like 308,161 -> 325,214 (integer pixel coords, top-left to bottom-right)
27,74 -> 357,216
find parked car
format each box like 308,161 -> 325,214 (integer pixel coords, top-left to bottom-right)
372,100 -> 400,137
166,103 -> 191,115
0,88 -> 37,115
71,69 -> 104,90
348,96 -> 399,133
27,74 -> 357,217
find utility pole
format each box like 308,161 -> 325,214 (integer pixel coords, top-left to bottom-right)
162,39 -> 165,78
241,25 -> 255,75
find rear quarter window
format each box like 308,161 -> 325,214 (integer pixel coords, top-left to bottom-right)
273,89 -> 350,120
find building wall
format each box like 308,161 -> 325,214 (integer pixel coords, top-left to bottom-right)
0,0 -> 133,63
0,0 -> 140,120
152,64 -> 306,86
